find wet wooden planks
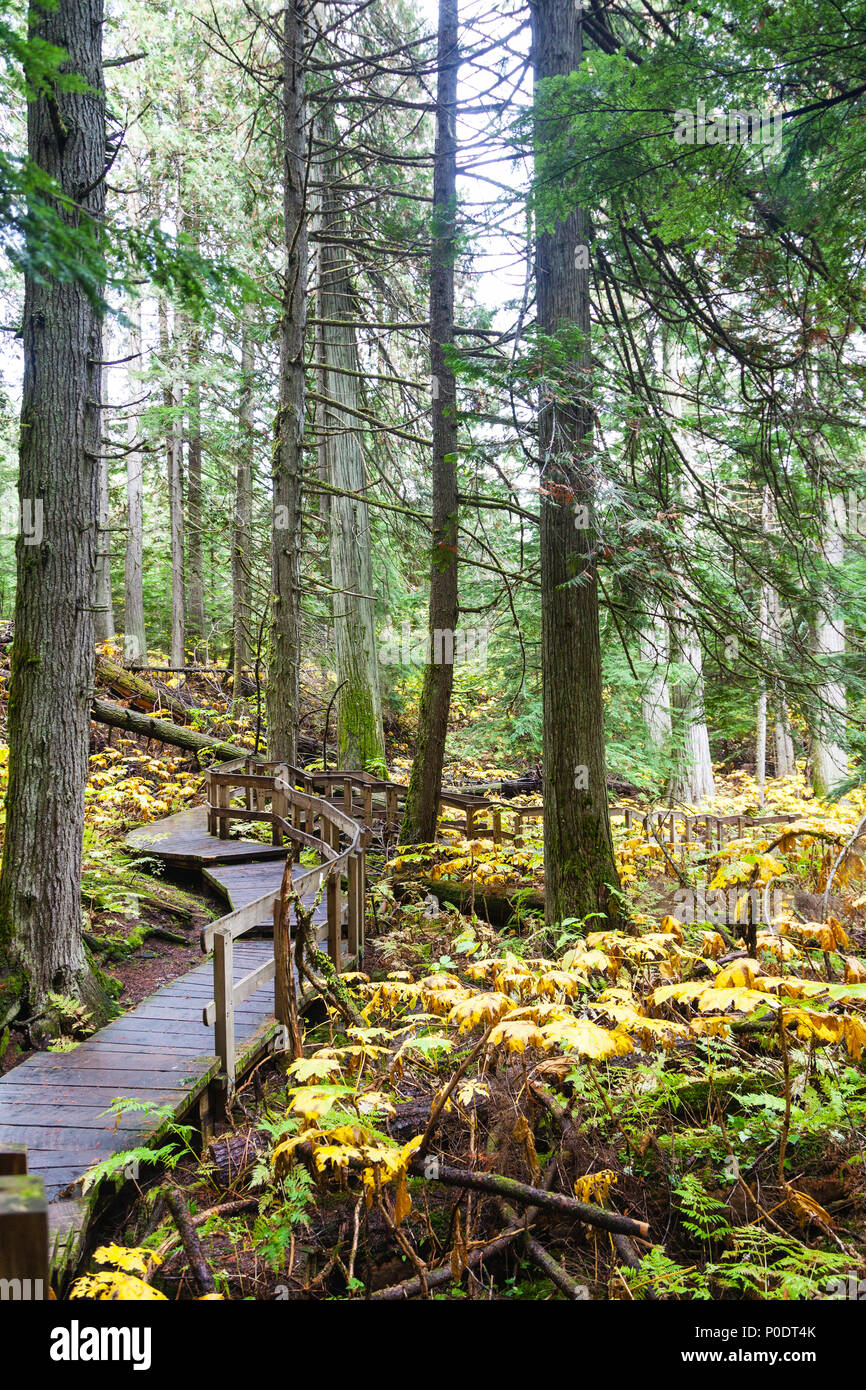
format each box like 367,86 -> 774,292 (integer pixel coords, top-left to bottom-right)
0,941 -> 277,1201
203,859 -> 329,932
1,804 -> 328,1208
125,805 -> 288,868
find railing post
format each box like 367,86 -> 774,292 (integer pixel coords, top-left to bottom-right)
213,926 -> 235,1089
348,851 -> 364,963
206,768 -> 215,835
327,869 -> 341,972
0,1167 -> 49,1300
217,781 -> 230,840
274,899 -> 290,1031
492,808 -> 502,844
272,786 -> 287,846
0,1146 -> 28,1177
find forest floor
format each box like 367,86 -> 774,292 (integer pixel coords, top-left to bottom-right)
66,761 -> 866,1299
3,646 -> 865,1300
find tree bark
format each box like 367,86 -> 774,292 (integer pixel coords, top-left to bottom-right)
94,368 -> 115,642
159,298 -> 185,670
399,0 -> 460,844
266,0 -> 307,766
317,146 -> 386,772
232,305 -> 254,706
123,296 -> 148,665
811,493 -> 847,795
184,204 -> 205,650
640,603 -> 671,749
668,626 -> 715,803
0,0 -> 108,1019
532,0 -> 620,925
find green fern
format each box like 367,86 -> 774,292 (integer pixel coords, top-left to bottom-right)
674,1174 -> 731,1244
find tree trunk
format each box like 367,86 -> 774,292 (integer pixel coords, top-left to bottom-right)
399,0 -> 460,844
266,0 -> 307,766
184,207 -> 205,650
0,0 -> 108,1021
531,0 -> 620,925
317,154 -> 385,772
639,604 -> 671,749
663,336 -> 714,805
232,306 -> 254,706
773,669 -> 796,777
94,368 -> 115,643
159,299 -> 185,670
756,685 -> 767,806
811,493 -> 847,795
668,626 -> 715,803
123,297 -> 148,665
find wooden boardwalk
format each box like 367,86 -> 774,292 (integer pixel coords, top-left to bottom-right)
0,809 -> 324,1207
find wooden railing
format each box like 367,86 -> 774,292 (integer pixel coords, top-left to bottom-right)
200,757 -> 802,1086
200,760 -> 365,1088
281,768 -> 802,850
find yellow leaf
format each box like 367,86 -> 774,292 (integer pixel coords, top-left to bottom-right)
393,1172 -> 412,1226
448,991 -> 512,1033
844,956 -> 866,984
92,1245 -> 159,1275
780,1007 -> 844,1045
574,1169 -> 617,1205
69,1272 -> 167,1301
487,1019 -> 546,1052
714,959 -> 761,989
843,1014 -> 866,1060
699,931 -> 726,959
287,1086 -> 341,1121
540,1018 -> 634,1060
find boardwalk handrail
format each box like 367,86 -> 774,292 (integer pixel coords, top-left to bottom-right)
200,756 -> 803,1086
270,765 -> 803,849
201,759 -> 365,1087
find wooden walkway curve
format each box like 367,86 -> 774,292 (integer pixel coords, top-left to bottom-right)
0,754 -> 803,1281
0,759 -> 368,1264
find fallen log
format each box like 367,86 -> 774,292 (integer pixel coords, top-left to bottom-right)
95,654 -> 192,721
91,697 -> 252,763
523,1232 -> 588,1299
207,1130 -> 267,1190
407,1159 -> 649,1237
394,876 -> 544,926
165,1188 -> 216,1295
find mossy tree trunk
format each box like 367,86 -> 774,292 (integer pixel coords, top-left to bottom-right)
317,158 -> 385,772
123,293 -> 148,665
267,0 -> 307,767
399,0 -> 460,844
532,0 -> 620,928
232,304 -> 254,706
0,0 -> 109,1023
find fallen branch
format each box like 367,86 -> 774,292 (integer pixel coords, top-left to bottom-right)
370,1228 -> 524,1300
523,1232 -> 588,1299
91,696 -> 251,762
164,1188 -> 216,1295
407,1159 -> 649,1237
